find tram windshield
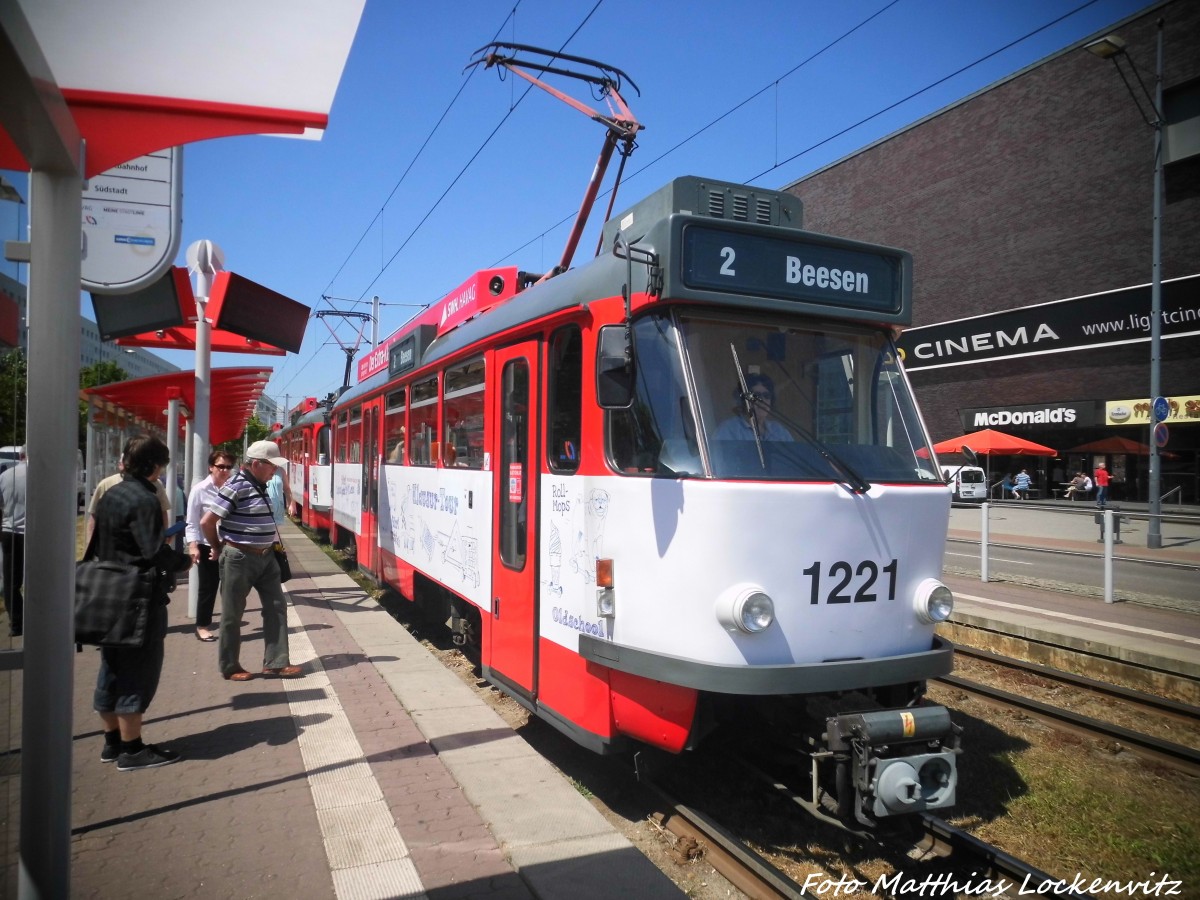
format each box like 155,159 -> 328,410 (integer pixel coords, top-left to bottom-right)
607,310 -> 941,484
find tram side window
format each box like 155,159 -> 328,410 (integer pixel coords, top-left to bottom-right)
335,412 -> 349,463
348,407 -> 362,464
443,359 -> 485,469
409,377 -> 438,466
316,424 -> 330,466
384,389 -> 407,465
607,314 -> 698,476
547,325 -> 582,473
500,360 -> 529,569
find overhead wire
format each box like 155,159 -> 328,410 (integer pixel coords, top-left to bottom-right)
281,0 -> 1103,402
744,0 -> 1103,182
272,2 -> 542,399
483,0 -> 1102,268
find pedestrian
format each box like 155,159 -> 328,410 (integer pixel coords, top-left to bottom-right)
200,440 -> 302,682
1014,468 -> 1032,500
88,440 -> 171,542
1093,461 -> 1111,508
265,463 -> 293,525
92,435 -> 192,771
0,446 -> 27,637
1064,472 -> 1086,500
186,451 -> 237,642
1000,472 -> 1014,500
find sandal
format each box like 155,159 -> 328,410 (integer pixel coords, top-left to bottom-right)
195,630 -> 217,642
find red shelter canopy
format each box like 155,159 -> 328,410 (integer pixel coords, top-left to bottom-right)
82,367 -> 271,445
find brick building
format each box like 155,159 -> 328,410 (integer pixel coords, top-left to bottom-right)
786,1 -> 1200,503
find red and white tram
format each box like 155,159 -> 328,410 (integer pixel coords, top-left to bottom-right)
316,175 -> 962,826
278,397 -> 334,539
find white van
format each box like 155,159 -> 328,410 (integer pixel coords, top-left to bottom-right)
941,464 -> 987,502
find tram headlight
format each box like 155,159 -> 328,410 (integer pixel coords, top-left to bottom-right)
913,578 -> 954,624
717,586 -> 775,634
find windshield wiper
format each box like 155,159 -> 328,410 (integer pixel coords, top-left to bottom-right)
770,406 -> 872,494
729,343 -> 766,469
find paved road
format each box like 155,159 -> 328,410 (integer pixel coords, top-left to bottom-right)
944,541 -> 1199,604
945,500 -> 1200,608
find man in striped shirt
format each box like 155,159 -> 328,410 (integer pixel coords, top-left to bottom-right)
200,440 -> 302,682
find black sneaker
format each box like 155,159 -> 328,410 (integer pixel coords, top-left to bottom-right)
100,744 -> 120,763
116,744 -> 181,771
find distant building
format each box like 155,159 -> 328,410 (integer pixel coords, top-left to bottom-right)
784,2 -> 1200,503
255,394 -> 280,427
1,271 -> 178,378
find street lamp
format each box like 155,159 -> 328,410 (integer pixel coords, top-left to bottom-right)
1087,20 -> 1165,550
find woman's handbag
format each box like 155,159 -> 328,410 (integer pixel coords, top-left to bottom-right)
74,533 -> 154,648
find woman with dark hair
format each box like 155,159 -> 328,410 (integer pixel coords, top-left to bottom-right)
186,450 -> 237,641
92,434 -> 192,771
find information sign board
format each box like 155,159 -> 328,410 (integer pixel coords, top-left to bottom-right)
82,147 -> 182,294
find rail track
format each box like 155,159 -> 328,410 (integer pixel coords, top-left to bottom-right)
941,647 -> 1200,776
645,768 -> 1096,900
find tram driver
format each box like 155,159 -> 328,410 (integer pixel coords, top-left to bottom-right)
713,373 -> 793,442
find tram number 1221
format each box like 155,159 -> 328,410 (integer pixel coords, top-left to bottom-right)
804,559 -> 898,604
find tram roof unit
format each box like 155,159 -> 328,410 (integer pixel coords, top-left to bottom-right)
339,176 -> 914,407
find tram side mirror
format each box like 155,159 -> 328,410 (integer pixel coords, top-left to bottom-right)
596,325 -> 635,409
962,446 -> 979,467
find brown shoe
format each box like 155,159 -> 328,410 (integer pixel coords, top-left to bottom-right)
262,665 -> 303,679
224,668 -> 254,682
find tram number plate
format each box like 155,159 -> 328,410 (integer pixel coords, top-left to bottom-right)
803,559 -> 897,604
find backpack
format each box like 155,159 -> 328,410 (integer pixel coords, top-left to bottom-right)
1083,476 -> 1093,491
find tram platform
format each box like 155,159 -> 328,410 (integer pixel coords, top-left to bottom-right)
941,500 -> 1200,698
18,520 -> 683,900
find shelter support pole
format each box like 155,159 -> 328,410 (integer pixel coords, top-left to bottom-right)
184,416 -> 194,497
185,415 -> 199,618
84,396 -> 98,505
165,392 -> 181,518
21,168 -> 81,900
191,297 -> 211,490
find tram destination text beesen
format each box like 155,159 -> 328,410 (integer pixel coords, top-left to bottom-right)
785,256 -> 869,293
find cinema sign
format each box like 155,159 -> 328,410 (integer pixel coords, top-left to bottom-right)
897,275 -> 1200,372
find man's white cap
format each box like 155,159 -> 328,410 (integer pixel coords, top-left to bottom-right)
245,440 -> 287,467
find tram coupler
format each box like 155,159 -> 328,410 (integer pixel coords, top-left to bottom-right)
824,705 -> 961,823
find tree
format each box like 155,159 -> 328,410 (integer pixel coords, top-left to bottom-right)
214,415 -> 272,457
79,359 -> 129,448
0,350 -> 27,447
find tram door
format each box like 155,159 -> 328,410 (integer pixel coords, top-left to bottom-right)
360,399 -> 382,579
489,341 -> 539,695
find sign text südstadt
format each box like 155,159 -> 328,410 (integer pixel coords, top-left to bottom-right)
82,148 -> 183,294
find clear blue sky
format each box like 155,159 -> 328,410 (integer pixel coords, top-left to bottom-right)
1,0 -> 1153,418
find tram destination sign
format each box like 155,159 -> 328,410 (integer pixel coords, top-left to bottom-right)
679,223 -> 906,317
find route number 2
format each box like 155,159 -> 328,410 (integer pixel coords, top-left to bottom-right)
803,559 -> 898,604
719,246 -> 736,276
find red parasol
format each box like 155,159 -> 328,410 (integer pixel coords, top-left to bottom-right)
931,428 -> 1056,457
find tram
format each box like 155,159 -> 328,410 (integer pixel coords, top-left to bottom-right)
278,397 -> 333,539
310,174 -> 962,827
